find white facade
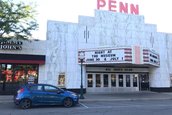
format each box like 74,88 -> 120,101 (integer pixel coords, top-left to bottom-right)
1,10 -> 172,93
46,10 -> 172,93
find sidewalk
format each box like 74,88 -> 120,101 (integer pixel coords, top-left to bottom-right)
1,91 -> 172,103
0,95 -> 13,103
79,91 -> 172,102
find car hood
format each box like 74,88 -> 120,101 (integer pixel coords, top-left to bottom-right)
64,91 -> 78,96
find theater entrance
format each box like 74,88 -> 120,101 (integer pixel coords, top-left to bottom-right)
86,73 -> 149,93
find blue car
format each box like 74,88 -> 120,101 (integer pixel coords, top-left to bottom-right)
14,84 -> 79,109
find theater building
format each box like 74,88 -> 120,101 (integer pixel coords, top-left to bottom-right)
46,10 -> 172,93
1,10 -> 172,94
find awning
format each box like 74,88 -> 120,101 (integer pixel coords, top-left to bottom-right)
0,53 -> 45,64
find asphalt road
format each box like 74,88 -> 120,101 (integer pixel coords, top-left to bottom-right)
1,100 -> 172,115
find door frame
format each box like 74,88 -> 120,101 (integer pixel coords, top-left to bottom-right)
86,73 -> 140,89
139,73 -> 150,91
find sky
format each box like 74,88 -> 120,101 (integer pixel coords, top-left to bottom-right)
31,0 -> 172,40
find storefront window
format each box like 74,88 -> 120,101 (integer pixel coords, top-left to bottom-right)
0,64 -> 38,84
58,74 -> 65,87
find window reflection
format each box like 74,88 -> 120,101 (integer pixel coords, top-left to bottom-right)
126,75 -> 130,87
87,74 -> 93,87
111,74 -> 116,87
96,74 -> 101,87
103,74 -> 108,87
119,75 -> 123,87
133,74 -> 138,87
0,64 -> 38,84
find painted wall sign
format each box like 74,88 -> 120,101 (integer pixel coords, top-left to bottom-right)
97,0 -> 139,15
0,41 -> 22,50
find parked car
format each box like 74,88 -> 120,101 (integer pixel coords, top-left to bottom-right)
14,84 -> 79,109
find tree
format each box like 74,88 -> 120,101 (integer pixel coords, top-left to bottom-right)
0,0 -> 38,40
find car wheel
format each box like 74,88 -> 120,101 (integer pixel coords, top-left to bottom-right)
20,99 -> 31,109
63,97 -> 73,107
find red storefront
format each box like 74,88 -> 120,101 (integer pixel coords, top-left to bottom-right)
0,53 -> 45,94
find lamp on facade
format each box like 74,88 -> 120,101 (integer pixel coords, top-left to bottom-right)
79,51 -> 85,99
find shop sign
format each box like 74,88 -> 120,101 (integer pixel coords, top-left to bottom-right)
28,75 -> 35,84
79,48 -> 125,64
105,68 -> 133,72
97,0 -> 139,15
143,49 -> 160,66
149,50 -> 160,66
0,41 -> 22,50
86,67 -> 149,73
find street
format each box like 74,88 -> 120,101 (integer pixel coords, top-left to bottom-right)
1,100 -> 172,115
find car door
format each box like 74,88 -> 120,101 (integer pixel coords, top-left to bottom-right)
43,85 -> 64,105
29,85 -> 46,104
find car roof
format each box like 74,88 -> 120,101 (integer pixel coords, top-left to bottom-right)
25,83 -> 56,87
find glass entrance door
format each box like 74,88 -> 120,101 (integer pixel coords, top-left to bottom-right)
96,74 -> 101,87
139,73 -> 149,91
118,75 -> 123,87
133,74 -> 138,87
87,74 -> 109,88
87,73 -> 141,92
103,74 -> 109,87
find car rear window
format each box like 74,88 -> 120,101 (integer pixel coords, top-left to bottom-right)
29,85 -> 43,91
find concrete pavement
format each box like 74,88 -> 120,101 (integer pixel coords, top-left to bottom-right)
79,91 -> 172,102
1,91 -> 172,103
0,95 -> 13,103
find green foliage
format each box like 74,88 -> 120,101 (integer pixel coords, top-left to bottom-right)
0,0 -> 38,40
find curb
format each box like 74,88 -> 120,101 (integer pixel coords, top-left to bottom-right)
1,94 -> 172,103
79,98 -> 172,102
1,98 -> 172,103
0,96 -> 13,103
0,101 -> 13,103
